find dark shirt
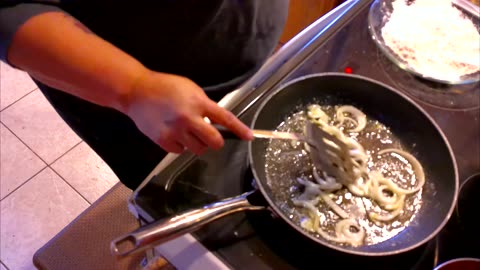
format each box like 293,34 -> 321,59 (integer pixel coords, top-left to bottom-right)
0,0 -> 289,189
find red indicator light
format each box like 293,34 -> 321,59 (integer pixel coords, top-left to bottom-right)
344,67 -> 353,74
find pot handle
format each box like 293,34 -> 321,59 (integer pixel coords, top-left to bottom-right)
110,190 -> 265,257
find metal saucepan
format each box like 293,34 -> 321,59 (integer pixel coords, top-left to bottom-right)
111,73 -> 458,257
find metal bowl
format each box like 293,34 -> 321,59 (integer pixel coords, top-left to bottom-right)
368,0 -> 480,85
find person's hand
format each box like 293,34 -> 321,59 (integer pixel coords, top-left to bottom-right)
124,70 -> 253,155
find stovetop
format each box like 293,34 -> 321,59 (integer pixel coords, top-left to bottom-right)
132,1 -> 480,269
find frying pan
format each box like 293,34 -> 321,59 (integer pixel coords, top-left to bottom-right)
111,73 -> 458,257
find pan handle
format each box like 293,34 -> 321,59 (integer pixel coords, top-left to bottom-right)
110,190 -> 265,257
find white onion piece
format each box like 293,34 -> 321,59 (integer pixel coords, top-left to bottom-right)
336,105 -> 367,133
290,140 -> 299,148
316,226 -> 343,244
383,194 -> 405,211
379,149 -> 425,194
347,182 -> 367,196
372,184 -> 404,209
296,177 -> 348,218
316,219 -> 365,246
308,104 -> 330,123
346,177 -> 369,196
369,196 -> 405,222
293,199 -> 320,232
377,186 -> 398,204
304,143 -> 311,152
336,219 -> 365,246
291,104 -> 427,241
376,174 -> 412,196
312,168 -> 342,191
367,171 -> 406,212
368,172 -> 396,205
319,192 -> 349,219
300,218 -> 316,232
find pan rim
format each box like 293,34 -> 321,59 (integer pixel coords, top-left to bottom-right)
433,257 -> 480,270
248,72 -> 459,256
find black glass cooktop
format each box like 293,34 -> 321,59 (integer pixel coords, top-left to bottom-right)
134,2 -> 480,269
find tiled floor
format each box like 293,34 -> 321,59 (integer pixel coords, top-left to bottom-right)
0,63 -> 120,269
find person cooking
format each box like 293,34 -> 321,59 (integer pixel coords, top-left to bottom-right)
0,0 -> 289,190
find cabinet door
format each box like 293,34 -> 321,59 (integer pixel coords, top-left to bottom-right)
279,0 -> 344,44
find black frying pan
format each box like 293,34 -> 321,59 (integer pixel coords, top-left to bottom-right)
111,73 -> 458,257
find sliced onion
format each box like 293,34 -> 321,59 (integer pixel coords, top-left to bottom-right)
316,218 -> 365,246
293,199 -> 320,232
300,218 -> 314,231
304,143 -> 311,152
316,226 -> 343,243
367,171 -> 406,211
290,140 -> 299,148
376,175 -> 411,196
383,194 -> 405,211
336,219 -> 365,246
312,168 -> 342,191
369,196 -> 405,222
296,177 -> 348,218
377,186 -> 398,204
336,105 -> 367,133
319,192 -> 349,219
308,104 -> 330,123
373,184 -> 404,209
378,149 -> 425,194
293,105 -> 426,232
369,172 -> 396,204
347,182 -> 368,196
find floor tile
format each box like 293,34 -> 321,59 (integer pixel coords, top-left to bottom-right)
0,90 -> 81,164
52,142 -> 119,203
0,167 -> 89,270
0,63 -> 37,111
0,123 -> 46,199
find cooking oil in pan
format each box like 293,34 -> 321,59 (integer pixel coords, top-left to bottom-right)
264,105 -> 424,246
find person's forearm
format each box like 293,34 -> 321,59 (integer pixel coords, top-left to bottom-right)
7,11 -> 149,112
